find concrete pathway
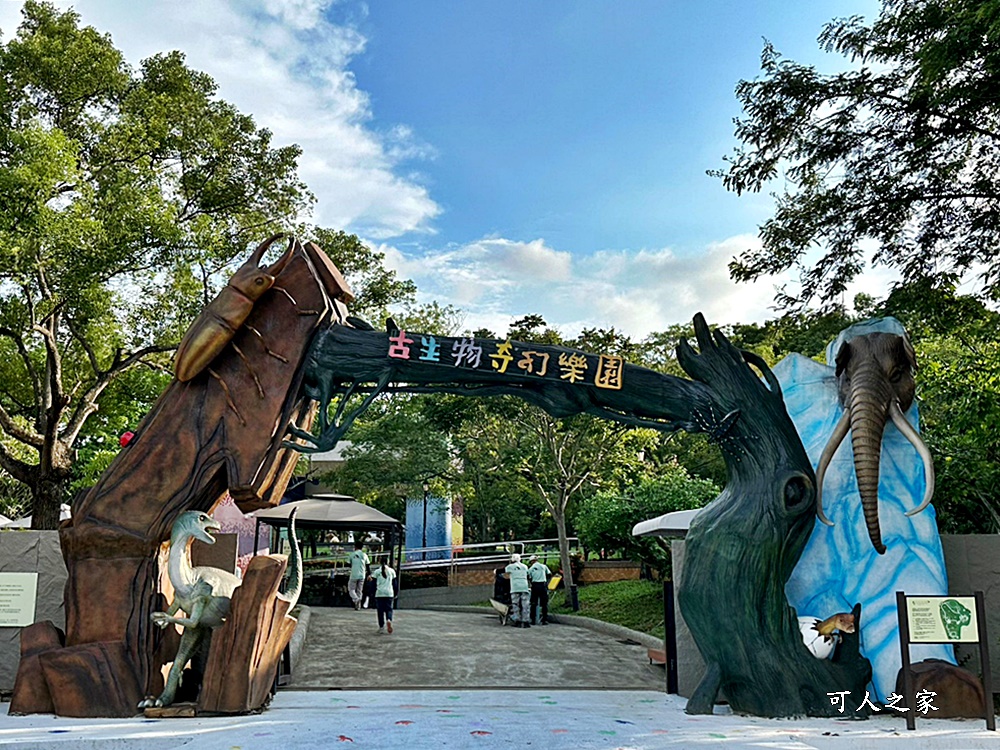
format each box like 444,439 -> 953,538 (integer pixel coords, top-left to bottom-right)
0,609 -> 994,748
292,606 -> 666,690
1,690 -> 995,749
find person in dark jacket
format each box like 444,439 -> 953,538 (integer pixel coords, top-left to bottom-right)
493,566 -> 511,605
527,554 -> 550,625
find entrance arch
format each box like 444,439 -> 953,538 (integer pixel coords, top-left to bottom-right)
10,240 -> 869,718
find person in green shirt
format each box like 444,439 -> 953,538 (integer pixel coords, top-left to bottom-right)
504,553 -> 531,628
347,540 -> 370,610
372,561 -> 397,634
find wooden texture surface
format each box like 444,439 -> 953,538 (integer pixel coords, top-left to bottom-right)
198,555 -> 296,713
10,241 -> 347,717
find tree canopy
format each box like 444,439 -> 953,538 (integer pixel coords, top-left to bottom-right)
575,468 -> 718,578
0,2 -> 411,527
716,0 -> 1000,308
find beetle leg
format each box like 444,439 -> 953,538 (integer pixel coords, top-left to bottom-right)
272,286 -> 298,306
231,343 -> 265,399
208,368 -> 246,425
271,285 -> 321,315
245,326 -> 290,363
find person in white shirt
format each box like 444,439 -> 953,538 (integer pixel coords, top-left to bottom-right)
372,561 -> 397,633
527,554 -> 550,625
504,553 -> 531,628
347,540 -> 370,610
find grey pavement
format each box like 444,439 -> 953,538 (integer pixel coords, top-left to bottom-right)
0,608 -> 995,749
292,606 -> 666,690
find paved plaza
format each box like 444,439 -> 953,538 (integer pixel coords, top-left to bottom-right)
0,608 -> 994,748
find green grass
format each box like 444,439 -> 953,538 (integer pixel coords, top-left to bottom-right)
548,580 -> 667,640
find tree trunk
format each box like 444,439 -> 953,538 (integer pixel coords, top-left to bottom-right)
30,470 -> 69,530
554,510 -> 574,590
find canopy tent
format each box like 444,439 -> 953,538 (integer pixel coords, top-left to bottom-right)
252,494 -> 404,573
631,507 -> 701,539
1,503 -> 72,529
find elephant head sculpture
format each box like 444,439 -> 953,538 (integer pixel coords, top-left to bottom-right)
815,331 -> 935,554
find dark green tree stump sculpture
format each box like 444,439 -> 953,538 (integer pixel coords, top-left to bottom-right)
672,323 -> 871,716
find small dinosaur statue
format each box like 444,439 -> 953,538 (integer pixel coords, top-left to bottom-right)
139,508 -> 301,709
798,612 -> 856,660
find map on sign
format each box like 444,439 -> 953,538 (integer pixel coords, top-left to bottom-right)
906,596 -> 978,642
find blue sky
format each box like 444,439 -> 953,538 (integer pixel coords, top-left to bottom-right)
1,0 -> 887,338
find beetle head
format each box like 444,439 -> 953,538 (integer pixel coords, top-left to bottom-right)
231,233 -> 295,301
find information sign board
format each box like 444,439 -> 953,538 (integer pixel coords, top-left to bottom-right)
0,572 -> 38,627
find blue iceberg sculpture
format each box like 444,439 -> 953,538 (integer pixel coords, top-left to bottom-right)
774,318 -> 954,701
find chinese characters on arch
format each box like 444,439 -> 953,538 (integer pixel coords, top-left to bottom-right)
387,331 -> 625,391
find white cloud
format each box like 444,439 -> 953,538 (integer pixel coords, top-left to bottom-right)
261,0 -> 328,30
380,233 -> 904,341
0,0 -> 440,238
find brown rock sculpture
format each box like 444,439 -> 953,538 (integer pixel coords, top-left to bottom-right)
895,658 -> 987,719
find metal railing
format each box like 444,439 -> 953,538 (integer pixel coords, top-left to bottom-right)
294,537 -> 579,579
400,537 -> 579,575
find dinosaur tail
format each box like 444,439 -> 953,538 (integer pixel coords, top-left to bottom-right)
283,507 -> 302,609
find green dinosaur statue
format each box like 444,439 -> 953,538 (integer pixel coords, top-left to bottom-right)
138,508 -> 302,709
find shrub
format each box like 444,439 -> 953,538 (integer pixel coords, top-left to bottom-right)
575,466 -> 718,579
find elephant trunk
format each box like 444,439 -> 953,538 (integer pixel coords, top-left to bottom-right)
848,367 -> 892,555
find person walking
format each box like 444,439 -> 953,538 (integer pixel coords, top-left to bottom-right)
372,560 -> 397,634
347,540 -> 370,610
527,554 -> 550,625
505,553 -> 531,628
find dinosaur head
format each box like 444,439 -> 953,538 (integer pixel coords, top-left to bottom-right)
175,510 -> 222,545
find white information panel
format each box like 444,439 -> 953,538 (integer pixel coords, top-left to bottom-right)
0,572 -> 38,627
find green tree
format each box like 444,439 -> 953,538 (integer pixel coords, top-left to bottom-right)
69,366 -> 171,494
0,2 -> 311,527
726,307 -> 859,363
513,410 -> 647,592
716,0 -> 1000,307
575,467 -> 719,578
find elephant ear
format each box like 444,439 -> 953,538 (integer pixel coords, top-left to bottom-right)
900,334 -> 917,372
834,340 -> 852,377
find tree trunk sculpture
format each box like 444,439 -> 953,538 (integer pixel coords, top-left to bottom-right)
10,240 -> 350,718
286,314 -> 872,717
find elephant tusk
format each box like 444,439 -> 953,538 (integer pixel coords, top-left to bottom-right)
815,410 -> 851,526
890,401 -> 936,517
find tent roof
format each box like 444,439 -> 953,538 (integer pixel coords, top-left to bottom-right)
253,495 -> 403,532
1,503 -> 71,529
631,508 -> 701,539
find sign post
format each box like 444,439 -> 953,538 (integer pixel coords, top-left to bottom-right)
896,591 -> 994,731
